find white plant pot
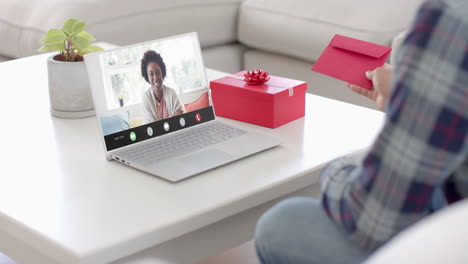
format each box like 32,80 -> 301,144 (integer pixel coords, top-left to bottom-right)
47,54 -> 95,118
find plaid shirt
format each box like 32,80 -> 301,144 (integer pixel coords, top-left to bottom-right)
320,0 -> 468,251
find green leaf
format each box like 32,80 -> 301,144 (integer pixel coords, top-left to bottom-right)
73,35 -> 89,50
76,31 -> 95,41
79,45 -> 104,56
38,43 -> 64,52
62,18 -> 80,35
71,21 -> 87,35
90,45 -> 104,52
41,29 -> 66,44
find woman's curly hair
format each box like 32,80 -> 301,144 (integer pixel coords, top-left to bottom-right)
141,50 -> 166,83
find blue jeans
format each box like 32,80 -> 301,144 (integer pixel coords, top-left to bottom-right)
255,190 -> 447,264
255,198 -> 370,264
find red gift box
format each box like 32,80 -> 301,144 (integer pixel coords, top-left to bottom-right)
210,71 -> 307,128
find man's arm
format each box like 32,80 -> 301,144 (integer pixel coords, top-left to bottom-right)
321,0 -> 468,250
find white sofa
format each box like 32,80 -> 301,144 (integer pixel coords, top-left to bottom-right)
365,198 -> 468,264
0,0 -> 423,109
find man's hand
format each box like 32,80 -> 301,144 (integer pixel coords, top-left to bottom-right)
347,63 -> 392,111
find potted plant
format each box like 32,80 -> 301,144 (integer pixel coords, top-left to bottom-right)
39,18 -> 103,118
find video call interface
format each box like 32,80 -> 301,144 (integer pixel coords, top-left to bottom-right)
96,34 -> 215,151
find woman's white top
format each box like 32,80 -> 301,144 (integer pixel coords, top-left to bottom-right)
142,85 -> 182,124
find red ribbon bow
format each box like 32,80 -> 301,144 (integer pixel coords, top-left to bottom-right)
244,70 -> 270,84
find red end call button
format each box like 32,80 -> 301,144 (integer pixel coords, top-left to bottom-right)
195,113 -> 201,122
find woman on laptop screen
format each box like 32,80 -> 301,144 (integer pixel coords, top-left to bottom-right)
141,50 -> 184,124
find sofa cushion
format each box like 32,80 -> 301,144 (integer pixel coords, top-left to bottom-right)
184,92 -> 209,112
239,0 -> 423,62
0,55 -> 9,62
203,44 -> 246,74
100,111 -> 130,136
0,0 -> 243,59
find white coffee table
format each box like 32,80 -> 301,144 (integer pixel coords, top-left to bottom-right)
0,54 -> 384,264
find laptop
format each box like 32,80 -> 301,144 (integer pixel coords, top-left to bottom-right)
84,32 -> 280,182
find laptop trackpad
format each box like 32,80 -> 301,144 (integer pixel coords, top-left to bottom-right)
177,148 -> 234,171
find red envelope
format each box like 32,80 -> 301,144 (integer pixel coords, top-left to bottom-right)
311,34 -> 391,89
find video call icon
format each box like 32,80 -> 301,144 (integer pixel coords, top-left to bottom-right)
130,131 -> 136,141
147,127 -> 153,137
163,122 -> 170,132
179,117 -> 186,127
195,113 -> 201,122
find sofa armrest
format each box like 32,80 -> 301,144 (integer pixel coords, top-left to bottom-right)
364,199 -> 468,264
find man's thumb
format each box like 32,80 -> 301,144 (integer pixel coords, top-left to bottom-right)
365,71 -> 373,80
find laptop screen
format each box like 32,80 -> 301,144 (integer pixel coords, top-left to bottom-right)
86,33 -> 215,152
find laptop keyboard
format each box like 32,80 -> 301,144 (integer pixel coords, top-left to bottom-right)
114,121 -> 246,166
